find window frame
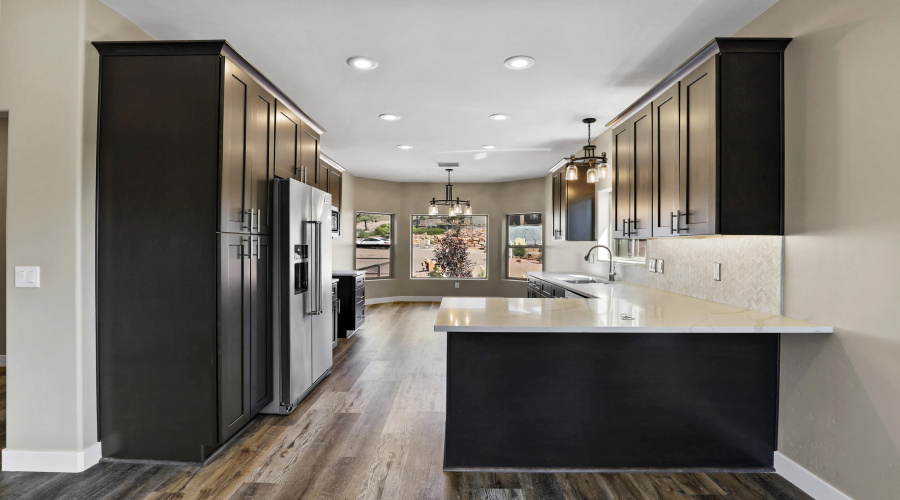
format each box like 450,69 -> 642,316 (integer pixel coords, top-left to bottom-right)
354,211 -> 394,279
410,214 -> 489,280
505,212 -> 544,280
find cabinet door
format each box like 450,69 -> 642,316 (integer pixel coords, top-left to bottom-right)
221,59 -> 251,234
652,84 -> 680,236
250,234 -> 272,415
551,171 -> 562,240
249,85 -> 275,235
218,234 -> 251,442
612,123 -> 633,238
274,101 -> 300,181
632,104 -> 653,239
300,125 -> 320,188
565,166 -> 595,241
328,167 -> 342,210
680,57 -> 717,235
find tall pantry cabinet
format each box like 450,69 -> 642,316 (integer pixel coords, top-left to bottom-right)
94,41 -> 324,461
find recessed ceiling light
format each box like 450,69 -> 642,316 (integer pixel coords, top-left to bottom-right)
489,114 -> 511,121
481,145 -> 496,150
347,56 -> 379,70
504,55 -> 535,70
379,113 -> 402,121
397,145 -> 414,150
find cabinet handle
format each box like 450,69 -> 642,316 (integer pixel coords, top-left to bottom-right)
244,209 -> 253,231
256,209 -> 261,232
240,237 -> 250,259
672,210 -> 686,234
253,236 -> 260,259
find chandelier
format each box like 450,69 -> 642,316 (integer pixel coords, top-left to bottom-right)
563,118 -> 609,183
428,169 -> 472,216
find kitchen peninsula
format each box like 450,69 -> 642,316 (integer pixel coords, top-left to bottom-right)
434,274 -> 831,471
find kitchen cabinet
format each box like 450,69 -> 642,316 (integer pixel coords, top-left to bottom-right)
221,60 -> 274,235
336,272 -> 366,337
550,166 -> 595,242
274,101 -> 301,181
551,170 -> 565,239
609,38 -> 792,237
651,84 -> 680,236
328,166 -> 342,210
300,125 -> 320,188
612,104 -> 653,239
94,41 -> 323,461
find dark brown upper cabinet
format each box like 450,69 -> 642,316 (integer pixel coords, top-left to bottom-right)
551,170 -> 565,240
328,166 -> 342,209
274,101 -> 301,181
651,84 -> 680,237
250,86 -> 275,235
612,103 -> 653,239
608,37 -> 792,237
299,124 -> 320,188
550,167 -> 594,242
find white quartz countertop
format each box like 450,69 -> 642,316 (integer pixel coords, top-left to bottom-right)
433,272 -> 832,334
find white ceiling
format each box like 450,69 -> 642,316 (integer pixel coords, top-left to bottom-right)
100,0 -> 776,182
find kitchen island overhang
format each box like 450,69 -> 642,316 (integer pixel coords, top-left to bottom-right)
435,294 -> 832,471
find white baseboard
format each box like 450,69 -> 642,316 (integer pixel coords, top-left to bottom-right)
0,355 -> 6,367
2,442 -> 102,473
365,296 -> 443,305
775,452 -> 852,500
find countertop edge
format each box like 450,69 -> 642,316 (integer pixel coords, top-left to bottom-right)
434,325 -> 834,334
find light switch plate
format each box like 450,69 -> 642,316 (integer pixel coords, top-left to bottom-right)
657,259 -> 665,273
15,266 -> 40,288
648,259 -> 657,272
713,262 -> 721,281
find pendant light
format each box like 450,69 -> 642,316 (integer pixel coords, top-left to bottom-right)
561,118 -> 608,184
427,168 -> 473,215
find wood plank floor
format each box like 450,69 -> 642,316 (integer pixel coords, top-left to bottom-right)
0,302 -> 811,499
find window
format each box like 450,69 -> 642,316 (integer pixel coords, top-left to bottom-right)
613,238 -> 647,262
506,213 -> 543,279
355,212 -> 393,278
411,215 -> 488,279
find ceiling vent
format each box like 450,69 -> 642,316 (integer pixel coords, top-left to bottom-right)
437,162 -> 460,168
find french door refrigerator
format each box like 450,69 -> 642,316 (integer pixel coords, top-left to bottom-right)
262,178 -> 333,414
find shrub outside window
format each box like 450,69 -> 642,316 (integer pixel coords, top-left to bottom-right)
412,215 -> 488,279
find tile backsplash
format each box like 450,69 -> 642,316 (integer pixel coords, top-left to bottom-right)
549,235 -> 783,315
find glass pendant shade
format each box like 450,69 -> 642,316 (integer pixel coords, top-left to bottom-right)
464,204 -> 473,215
599,164 -> 609,180
428,204 -> 439,215
586,166 -> 599,184
565,163 -> 578,181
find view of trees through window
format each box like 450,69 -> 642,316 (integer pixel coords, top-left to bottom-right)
355,212 -> 392,277
507,213 -> 542,279
412,215 -> 488,278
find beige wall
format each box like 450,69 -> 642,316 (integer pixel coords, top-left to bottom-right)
734,1 -> 900,498
0,0 -> 151,460
332,170 -> 357,270
0,116 -> 7,357
353,176 -> 544,299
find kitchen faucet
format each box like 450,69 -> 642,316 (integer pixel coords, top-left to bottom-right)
583,245 -> 616,282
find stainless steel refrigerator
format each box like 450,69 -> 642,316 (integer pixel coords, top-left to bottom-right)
262,178 -> 333,414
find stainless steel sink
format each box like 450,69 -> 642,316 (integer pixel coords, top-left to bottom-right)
561,278 -> 607,284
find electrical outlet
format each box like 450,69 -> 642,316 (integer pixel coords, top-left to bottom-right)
713,263 -> 721,281
455,282 -> 459,288
657,259 -> 664,273
648,259 -> 657,272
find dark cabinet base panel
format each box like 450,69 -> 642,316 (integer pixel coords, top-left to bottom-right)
445,331 -> 778,470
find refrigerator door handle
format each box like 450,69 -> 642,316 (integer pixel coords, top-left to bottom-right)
305,221 -> 317,315
316,221 -> 324,314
